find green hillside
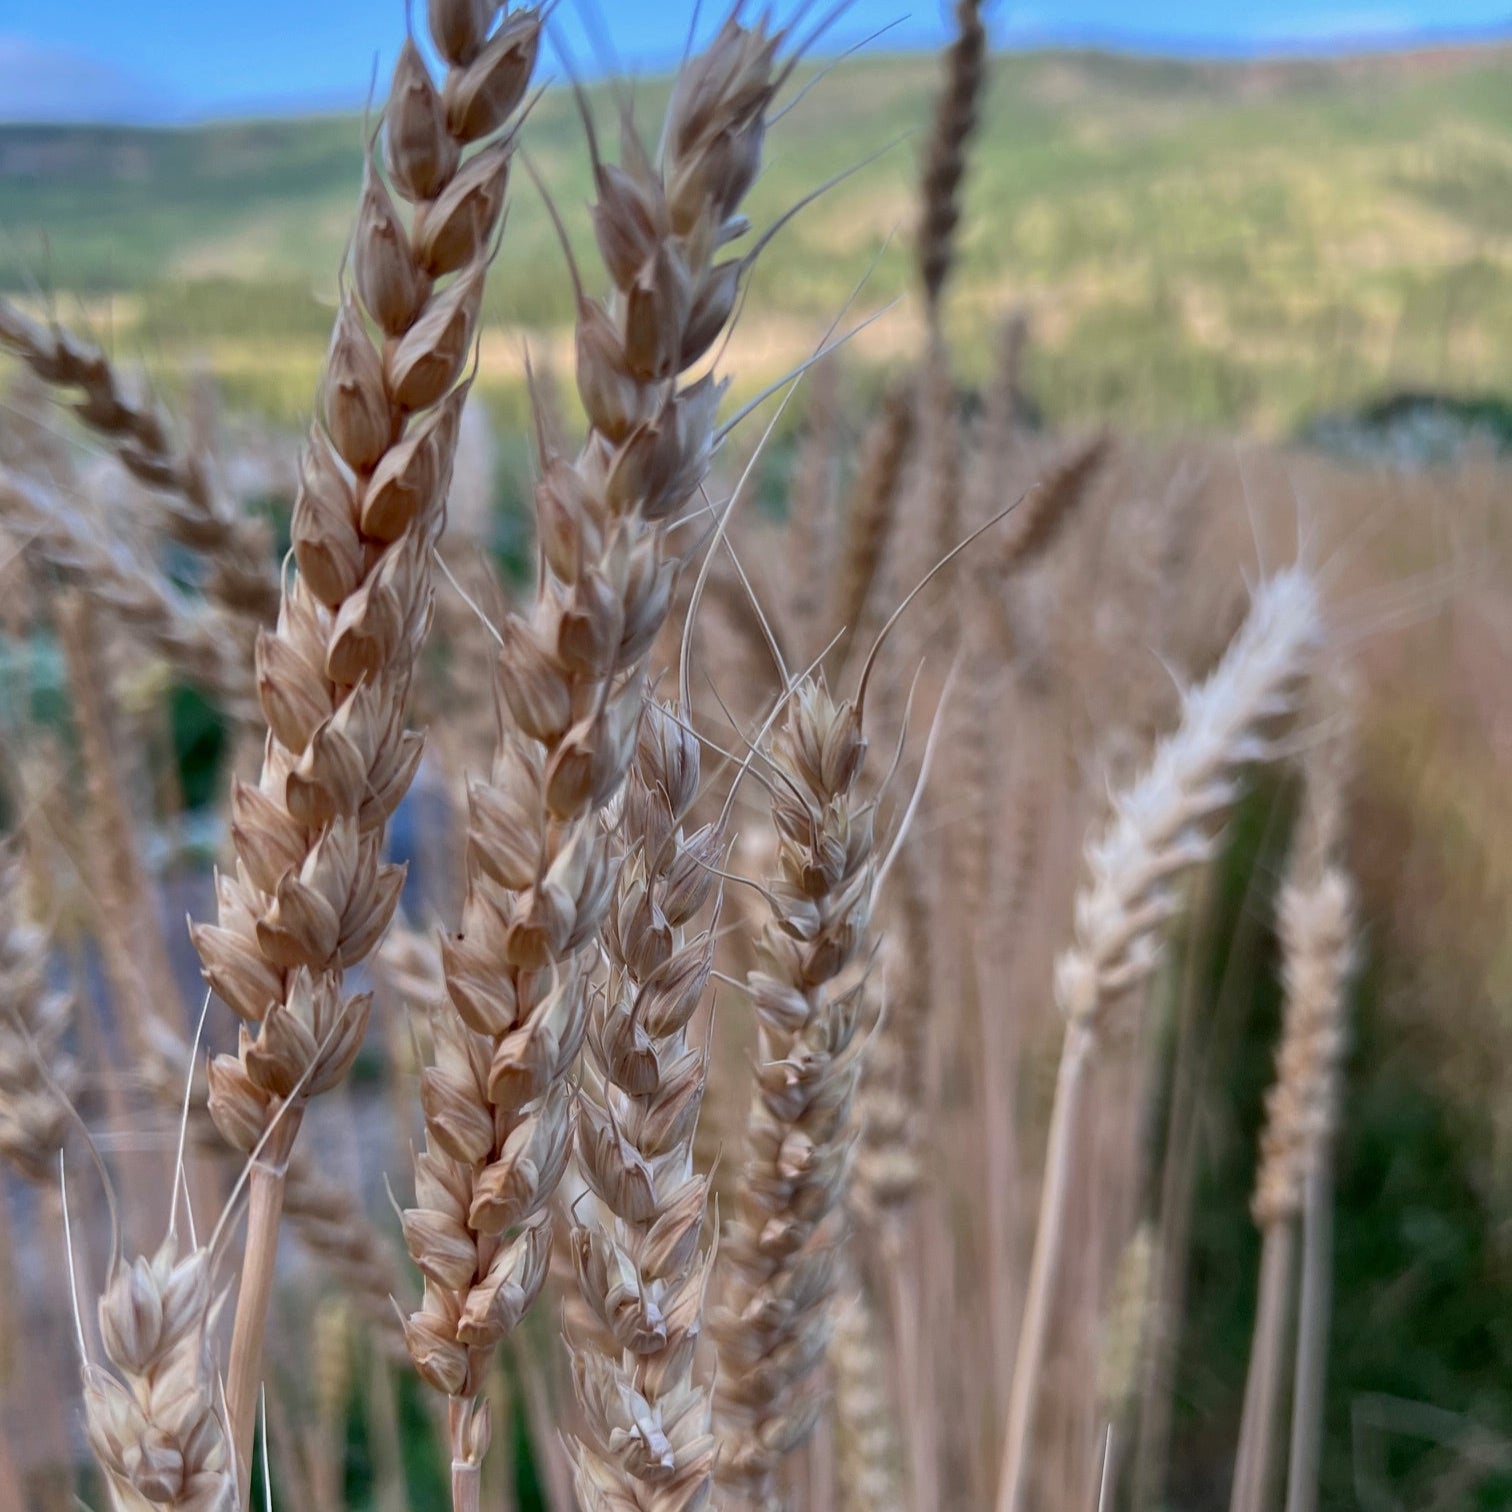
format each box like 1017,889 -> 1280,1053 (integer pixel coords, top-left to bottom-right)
5,44 -> 1512,434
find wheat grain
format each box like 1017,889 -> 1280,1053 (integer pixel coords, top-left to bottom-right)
1232,737 -> 1354,1512
0,469 -> 250,711
917,0 -> 987,316
830,1254 -> 905,1512
833,378 -> 916,662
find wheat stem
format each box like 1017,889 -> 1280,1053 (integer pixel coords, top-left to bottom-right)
998,1019 -> 1093,1512
1286,1160 -> 1334,1512
1230,1221 -> 1297,1512
225,1108 -> 304,1483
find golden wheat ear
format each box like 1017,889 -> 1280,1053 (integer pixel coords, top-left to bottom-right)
181,0 -> 542,1490
396,17 -> 796,1508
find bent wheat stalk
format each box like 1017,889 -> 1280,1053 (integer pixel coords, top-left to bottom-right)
188,0 -> 539,1488
994,567 -> 1322,1512
399,21 -> 781,1504
0,297 -> 277,628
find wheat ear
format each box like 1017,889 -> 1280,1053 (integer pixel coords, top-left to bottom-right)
566,699 -> 723,1510
400,22 -> 781,1504
713,677 -> 877,1509
0,297 -> 277,628
82,1235 -> 235,1512
186,3 -> 539,1486
832,378 -> 916,663
1232,752 -> 1354,1512
784,358 -> 843,669
917,0 -> 987,317
994,566 -> 1322,1512
0,848 -> 76,1183
54,578 -> 411,1358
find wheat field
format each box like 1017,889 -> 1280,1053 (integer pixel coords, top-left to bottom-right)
0,4 -> 1509,1511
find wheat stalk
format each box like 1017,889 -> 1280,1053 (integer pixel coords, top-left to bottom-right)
713,677 -> 877,1510
0,297 -> 277,628
995,566 -> 1322,1512
399,21 -> 781,1504
185,2 -> 540,1485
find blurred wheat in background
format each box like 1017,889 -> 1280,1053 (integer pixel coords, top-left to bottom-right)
0,1 -> 1510,1510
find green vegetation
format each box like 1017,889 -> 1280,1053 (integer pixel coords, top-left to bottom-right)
6,45 -> 1512,434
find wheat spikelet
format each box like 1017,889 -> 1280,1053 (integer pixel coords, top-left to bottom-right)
996,566 -> 1323,1512
400,22 -> 780,1499
917,0 -> 987,316
83,1236 -> 235,1512
0,298 -> 277,627
566,700 -> 721,1511
0,848 -> 75,1183
55,588 -> 183,1056
184,2 -> 540,1480
849,938 -> 919,1217
1056,567 -> 1321,1040
713,677 -> 876,1509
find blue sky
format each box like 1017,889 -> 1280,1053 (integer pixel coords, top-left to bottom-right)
2,0 -> 1510,122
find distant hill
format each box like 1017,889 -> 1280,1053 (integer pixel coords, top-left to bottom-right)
4,44 -> 1512,435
